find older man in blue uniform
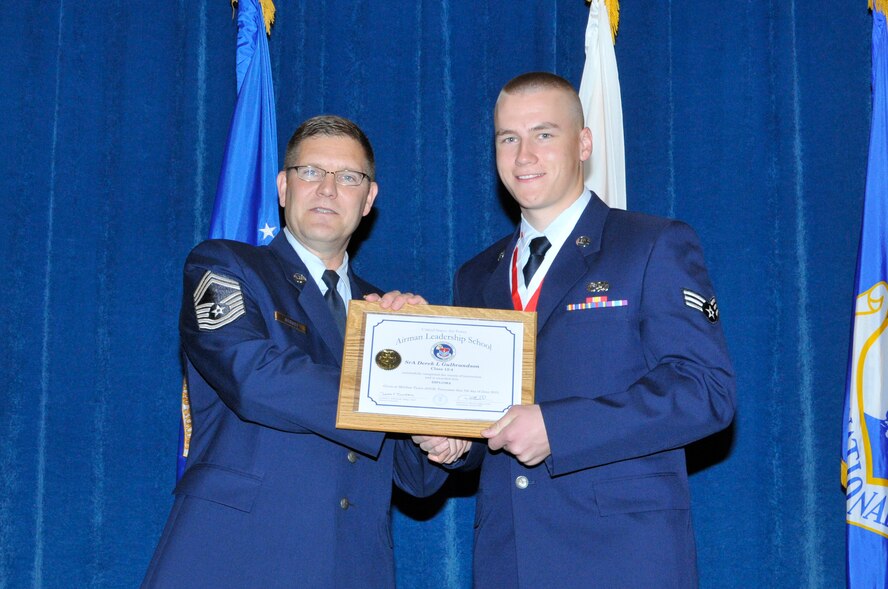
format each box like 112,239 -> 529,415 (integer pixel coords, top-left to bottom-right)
143,116 -> 451,588
419,73 -> 736,587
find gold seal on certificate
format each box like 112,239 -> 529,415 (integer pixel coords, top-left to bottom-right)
375,349 -> 401,370
336,301 -> 536,438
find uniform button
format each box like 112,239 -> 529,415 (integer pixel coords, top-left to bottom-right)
515,476 -> 529,490
340,498 -> 350,510
347,451 -> 358,463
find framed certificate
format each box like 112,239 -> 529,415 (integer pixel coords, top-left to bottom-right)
336,300 -> 536,438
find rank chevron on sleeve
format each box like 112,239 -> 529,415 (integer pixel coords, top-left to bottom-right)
682,288 -> 719,324
193,271 -> 246,331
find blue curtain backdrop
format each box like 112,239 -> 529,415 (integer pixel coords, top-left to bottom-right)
0,1 -> 871,587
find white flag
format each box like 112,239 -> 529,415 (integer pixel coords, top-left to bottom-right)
578,0 -> 626,210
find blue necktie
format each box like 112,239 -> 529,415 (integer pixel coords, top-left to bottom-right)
523,236 -> 551,286
322,270 -> 346,336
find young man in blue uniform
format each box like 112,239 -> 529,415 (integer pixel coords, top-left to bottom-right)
418,72 -> 736,587
143,116 -> 452,588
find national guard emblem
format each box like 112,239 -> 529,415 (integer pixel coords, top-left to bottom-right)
432,342 -> 455,361
844,282 -> 888,539
576,236 -> 591,247
375,349 -> 402,370
292,273 -> 307,285
682,288 -> 719,324
193,271 -> 246,331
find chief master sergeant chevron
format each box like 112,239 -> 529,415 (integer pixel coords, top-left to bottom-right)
142,115 -> 454,588
417,72 -> 736,588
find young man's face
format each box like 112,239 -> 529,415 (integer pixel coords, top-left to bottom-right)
494,87 -> 592,229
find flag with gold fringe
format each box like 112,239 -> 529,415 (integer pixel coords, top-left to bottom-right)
842,4 -> 888,586
578,0 -> 626,210
178,0 -> 280,479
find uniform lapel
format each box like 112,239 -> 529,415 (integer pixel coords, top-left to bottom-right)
482,230 -> 520,311
269,234 -> 345,364
534,195 -> 610,332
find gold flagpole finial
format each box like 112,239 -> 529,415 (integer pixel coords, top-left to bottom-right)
231,0 -> 276,36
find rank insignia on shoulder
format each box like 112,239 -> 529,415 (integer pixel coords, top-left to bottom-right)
497,250 -> 505,262
682,288 -> 719,324
193,271 -> 246,331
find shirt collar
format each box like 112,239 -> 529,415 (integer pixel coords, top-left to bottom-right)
512,189 -> 591,305
518,189 -> 591,252
283,227 -> 349,292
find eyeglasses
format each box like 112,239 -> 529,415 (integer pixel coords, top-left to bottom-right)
286,165 -> 370,187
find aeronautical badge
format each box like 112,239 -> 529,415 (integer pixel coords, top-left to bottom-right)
586,281 -> 609,293
193,271 -> 246,331
682,288 -> 719,324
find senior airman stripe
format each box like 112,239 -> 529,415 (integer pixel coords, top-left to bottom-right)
682,288 -> 720,324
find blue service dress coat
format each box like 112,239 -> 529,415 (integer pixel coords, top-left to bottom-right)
142,233 -> 447,588
453,194 -> 736,588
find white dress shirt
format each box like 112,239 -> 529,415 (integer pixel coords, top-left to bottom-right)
283,227 -> 352,309
514,190 -> 592,308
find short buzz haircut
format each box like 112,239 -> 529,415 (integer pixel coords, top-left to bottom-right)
282,115 -> 376,180
498,72 -> 585,128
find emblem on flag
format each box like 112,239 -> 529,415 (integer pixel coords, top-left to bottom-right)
682,288 -> 719,323
193,271 -> 246,331
845,282 -> 888,536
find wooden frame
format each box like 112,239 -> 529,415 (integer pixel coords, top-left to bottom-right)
336,300 -> 536,438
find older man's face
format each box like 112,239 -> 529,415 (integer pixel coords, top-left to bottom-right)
277,135 -> 377,262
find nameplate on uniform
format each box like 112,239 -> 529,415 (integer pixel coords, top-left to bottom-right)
274,311 -> 307,334
336,301 -> 537,438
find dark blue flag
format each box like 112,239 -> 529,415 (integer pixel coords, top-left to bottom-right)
178,0 -> 279,480
843,6 -> 888,587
